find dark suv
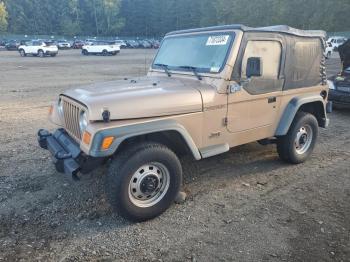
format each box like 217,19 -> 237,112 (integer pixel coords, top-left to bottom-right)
328,40 -> 350,106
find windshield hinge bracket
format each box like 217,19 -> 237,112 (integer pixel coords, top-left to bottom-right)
223,117 -> 228,126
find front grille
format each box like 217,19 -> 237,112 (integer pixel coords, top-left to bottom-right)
61,97 -> 85,141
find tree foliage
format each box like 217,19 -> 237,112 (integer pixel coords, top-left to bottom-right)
1,0 -> 350,36
0,1 -> 8,32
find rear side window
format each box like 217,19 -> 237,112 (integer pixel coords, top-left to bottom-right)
284,38 -> 323,90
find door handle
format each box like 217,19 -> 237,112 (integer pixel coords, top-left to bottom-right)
268,97 -> 277,103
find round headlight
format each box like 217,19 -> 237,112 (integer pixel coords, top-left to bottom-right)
58,99 -> 64,116
79,110 -> 88,132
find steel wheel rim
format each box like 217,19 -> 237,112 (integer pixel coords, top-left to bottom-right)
294,125 -> 313,155
128,162 -> 170,208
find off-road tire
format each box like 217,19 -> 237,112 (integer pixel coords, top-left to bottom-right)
277,112 -> 319,164
19,49 -> 26,57
38,49 -> 45,58
106,142 -> 182,222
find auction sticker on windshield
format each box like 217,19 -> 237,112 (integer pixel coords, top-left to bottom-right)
206,35 -> 230,46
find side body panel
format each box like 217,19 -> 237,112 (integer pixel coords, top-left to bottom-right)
226,33 -> 286,143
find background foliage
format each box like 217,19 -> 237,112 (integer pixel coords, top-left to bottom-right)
1,0 -> 350,36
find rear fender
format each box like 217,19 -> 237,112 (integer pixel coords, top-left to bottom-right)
275,95 -> 328,136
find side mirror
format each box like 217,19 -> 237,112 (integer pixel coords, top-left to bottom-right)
246,57 -> 262,78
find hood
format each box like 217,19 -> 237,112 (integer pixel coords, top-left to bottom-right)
63,76 -> 206,121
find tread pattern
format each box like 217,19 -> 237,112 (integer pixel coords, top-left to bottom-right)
105,142 -> 182,222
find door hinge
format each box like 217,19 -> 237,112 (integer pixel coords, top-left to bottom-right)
223,117 -> 228,126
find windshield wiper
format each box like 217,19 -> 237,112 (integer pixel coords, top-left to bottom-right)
154,63 -> 171,77
178,66 -> 202,80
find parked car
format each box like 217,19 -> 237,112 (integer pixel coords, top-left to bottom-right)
5,40 -> 20,51
39,24 -> 330,222
140,40 -> 152,48
327,36 -> 347,51
126,40 -> 139,48
0,39 -> 6,47
151,40 -> 160,49
57,40 -> 71,49
114,40 -> 127,48
18,40 -> 59,57
85,39 -> 97,46
328,40 -> 350,106
72,40 -> 84,49
324,42 -> 334,59
82,41 -> 120,56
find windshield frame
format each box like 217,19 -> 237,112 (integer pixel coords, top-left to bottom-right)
152,31 -> 236,75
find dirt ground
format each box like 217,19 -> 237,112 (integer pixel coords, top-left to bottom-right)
0,49 -> 349,262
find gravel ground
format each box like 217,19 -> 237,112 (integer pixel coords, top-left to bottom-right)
0,49 -> 349,262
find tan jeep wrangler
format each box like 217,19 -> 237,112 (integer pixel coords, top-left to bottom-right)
38,25 -> 331,222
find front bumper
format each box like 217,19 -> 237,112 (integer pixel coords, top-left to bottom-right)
38,129 -> 82,178
329,89 -> 350,105
38,129 -> 104,179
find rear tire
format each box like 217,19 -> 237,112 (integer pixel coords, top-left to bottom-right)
102,49 -> 108,56
106,142 -> 182,222
38,49 -> 44,58
277,112 -> 319,164
82,49 -> 89,56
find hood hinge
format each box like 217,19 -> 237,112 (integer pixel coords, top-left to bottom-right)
223,117 -> 228,126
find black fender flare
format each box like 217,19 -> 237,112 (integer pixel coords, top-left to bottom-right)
87,119 -> 202,160
275,95 -> 328,136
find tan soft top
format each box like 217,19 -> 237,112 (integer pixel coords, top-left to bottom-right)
167,24 -> 326,39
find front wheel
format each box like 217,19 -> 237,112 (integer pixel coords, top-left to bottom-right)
102,49 -> 108,56
106,142 -> 182,222
19,49 -> 26,57
277,112 -> 319,164
82,49 -> 89,56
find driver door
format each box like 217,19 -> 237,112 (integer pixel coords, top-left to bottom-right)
227,39 -> 285,142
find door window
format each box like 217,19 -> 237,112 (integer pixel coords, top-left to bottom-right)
241,40 -> 282,94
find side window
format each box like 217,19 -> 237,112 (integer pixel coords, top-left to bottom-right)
239,40 -> 283,95
242,40 -> 282,80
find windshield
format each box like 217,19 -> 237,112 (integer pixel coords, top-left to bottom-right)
152,32 -> 235,73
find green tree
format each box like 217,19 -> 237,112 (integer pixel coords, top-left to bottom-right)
0,1 -> 8,32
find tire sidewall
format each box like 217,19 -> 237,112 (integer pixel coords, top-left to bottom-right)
286,113 -> 319,163
108,145 -> 182,221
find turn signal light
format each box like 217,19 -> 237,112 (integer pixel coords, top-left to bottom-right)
48,105 -> 53,115
83,131 -> 92,145
101,136 -> 114,150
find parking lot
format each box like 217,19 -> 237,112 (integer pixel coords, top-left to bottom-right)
0,49 -> 349,261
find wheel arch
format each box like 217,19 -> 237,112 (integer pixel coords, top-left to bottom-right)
275,95 -> 328,136
89,120 -> 202,160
